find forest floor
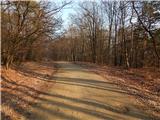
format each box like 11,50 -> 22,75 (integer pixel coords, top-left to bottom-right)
1,61 -> 159,120
75,62 -> 160,119
1,61 -> 57,120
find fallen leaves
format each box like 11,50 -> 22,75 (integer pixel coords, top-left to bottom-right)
75,62 -> 160,118
1,61 -> 57,120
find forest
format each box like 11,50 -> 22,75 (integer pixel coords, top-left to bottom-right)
1,1 -> 160,69
1,0 -> 160,120
52,1 -> 160,68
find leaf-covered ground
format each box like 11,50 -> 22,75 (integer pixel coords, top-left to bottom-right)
1,61 -> 159,119
75,62 -> 160,118
1,62 -> 57,120
20,61 -> 157,120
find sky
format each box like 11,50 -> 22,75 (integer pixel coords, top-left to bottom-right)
34,0 -> 99,29
56,0 -> 80,28
55,0 -> 99,29
59,1 -> 77,28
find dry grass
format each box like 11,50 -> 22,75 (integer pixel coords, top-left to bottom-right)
1,61 -> 57,120
75,62 -> 160,118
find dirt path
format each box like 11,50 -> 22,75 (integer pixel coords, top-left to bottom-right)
29,61 -> 153,120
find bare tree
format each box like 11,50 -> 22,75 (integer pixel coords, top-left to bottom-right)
132,1 -> 160,61
1,0 -> 71,68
